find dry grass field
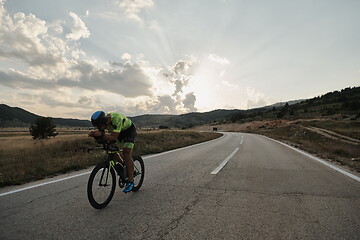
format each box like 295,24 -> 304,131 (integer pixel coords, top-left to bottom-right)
0,130 -> 222,187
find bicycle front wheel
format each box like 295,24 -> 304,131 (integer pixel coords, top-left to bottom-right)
87,163 -> 116,209
132,156 -> 145,192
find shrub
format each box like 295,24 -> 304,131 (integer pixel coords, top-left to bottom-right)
29,117 -> 58,140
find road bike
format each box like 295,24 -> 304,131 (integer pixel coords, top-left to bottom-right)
87,143 -> 145,209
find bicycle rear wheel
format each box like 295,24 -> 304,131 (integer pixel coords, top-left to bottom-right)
132,156 -> 145,192
87,163 -> 116,209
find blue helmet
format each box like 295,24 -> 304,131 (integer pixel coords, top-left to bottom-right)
91,111 -> 107,128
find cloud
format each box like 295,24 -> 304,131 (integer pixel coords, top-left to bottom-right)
0,11 -> 62,67
0,7 -> 152,98
0,0 -> 5,22
172,60 -> 192,75
183,92 -> 197,112
66,12 -> 90,41
71,49 -> 86,59
114,0 -> 154,23
222,80 -> 238,89
0,61 -> 153,98
153,95 -> 177,113
47,20 -> 64,34
208,54 -> 230,65
77,96 -> 93,105
0,2 -> 198,116
121,52 -> 132,61
8,90 -> 97,118
246,87 -> 271,108
150,59 -> 198,114
167,60 -> 199,95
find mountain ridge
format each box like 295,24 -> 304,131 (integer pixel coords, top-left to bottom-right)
0,104 -> 92,128
1,86 -> 358,128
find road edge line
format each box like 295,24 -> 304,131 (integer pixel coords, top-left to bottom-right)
0,133 -> 226,197
262,135 -> 360,183
0,171 -> 91,197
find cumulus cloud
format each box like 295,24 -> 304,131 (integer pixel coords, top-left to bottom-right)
121,52 -> 132,61
208,54 -> 230,65
246,87 -> 271,108
150,59 -> 198,114
71,49 -> 86,59
47,20 -> 64,34
183,92 -> 197,112
10,90 -> 97,115
152,95 -> 177,113
165,60 -> 198,93
114,0 -> 154,23
0,61 -> 153,98
0,6 -> 153,99
66,12 -> 90,40
0,11 -> 62,67
0,2 -> 198,116
172,60 -> 192,75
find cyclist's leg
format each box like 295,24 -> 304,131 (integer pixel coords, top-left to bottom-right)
123,147 -> 134,182
118,124 -> 137,183
123,145 -> 135,192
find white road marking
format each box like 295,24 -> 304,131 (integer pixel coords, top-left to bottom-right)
0,172 -> 91,197
0,133 -> 227,197
211,148 -> 239,175
143,133 -> 226,160
264,136 -> 360,183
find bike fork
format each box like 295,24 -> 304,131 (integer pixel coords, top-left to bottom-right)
99,162 -> 114,186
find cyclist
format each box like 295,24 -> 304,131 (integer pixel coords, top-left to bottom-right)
89,111 -> 137,193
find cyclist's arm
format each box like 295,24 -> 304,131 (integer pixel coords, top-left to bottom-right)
103,132 -> 119,142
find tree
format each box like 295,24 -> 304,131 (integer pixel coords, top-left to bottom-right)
29,117 -> 58,140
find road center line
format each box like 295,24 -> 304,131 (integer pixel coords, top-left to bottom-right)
211,148 -> 239,175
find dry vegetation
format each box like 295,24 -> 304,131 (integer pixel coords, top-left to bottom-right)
0,130 -> 222,187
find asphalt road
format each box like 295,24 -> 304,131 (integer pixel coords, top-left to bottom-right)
1,132 -> 359,240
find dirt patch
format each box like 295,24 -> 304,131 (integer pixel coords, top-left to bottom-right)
303,126 -> 360,145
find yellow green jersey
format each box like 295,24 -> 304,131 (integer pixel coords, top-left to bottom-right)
106,113 -> 132,133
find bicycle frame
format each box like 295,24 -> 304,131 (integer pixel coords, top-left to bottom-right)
87,142 -> 145,209
94,158 -> 112,187
88,144 -> 127,185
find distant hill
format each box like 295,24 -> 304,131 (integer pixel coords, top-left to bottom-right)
229,86 -> 360,123
0,104 -> 241,129
2,86 -> 358,129
265,99 -> 305,108
0,104 -> 92,128
131,109 -> 241,129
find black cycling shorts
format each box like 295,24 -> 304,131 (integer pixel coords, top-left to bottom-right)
117,123 -> 137,148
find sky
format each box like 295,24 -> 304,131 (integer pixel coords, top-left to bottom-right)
0,0 -> 359,120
